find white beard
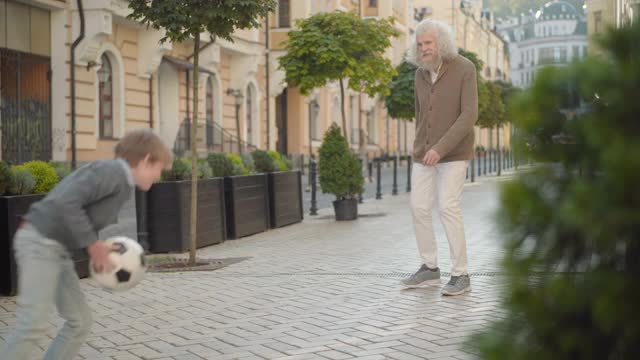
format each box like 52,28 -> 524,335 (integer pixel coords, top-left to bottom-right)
422,54 -> 442,72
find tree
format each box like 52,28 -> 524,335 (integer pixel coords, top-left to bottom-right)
473,20 -> 640,359
384,59 -> 418,121
459,48 -> 490,130
318,123 -> 363,200
128,0 -> 275,265
278,11 -> 399,138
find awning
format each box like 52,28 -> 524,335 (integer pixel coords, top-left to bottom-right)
162,56 -> 215,75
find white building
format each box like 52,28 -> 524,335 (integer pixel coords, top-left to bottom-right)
497,0 -> 588,88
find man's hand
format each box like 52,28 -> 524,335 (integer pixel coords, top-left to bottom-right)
88,241 -> 115,273
422,149 -> 441,166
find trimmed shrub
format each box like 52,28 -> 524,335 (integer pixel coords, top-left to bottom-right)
318,123 -> 363,200
240,153 -> 255,174
20,161 -> 58,194
8,167 -> 36,195
251,149 -> 278,173
161,158 -> 190,181
226,153 -> 251,175
207,153 -> 237,177
267,150 -> 290,171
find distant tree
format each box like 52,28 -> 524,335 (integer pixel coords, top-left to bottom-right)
279,11 -> 399,138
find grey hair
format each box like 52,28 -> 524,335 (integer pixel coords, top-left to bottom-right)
407,19 -> 457,68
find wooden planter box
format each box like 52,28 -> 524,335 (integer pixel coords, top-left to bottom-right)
0,194 -> 89,296
268,171 -> 303,228
146,178 -> 226,253
224,174 -> 270,239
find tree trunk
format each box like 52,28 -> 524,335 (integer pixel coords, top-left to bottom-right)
236,104 -> 242,154
189,33 -> 200,266
339,78 -> 347,138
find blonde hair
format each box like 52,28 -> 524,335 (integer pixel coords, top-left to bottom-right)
407,19 -> 458,69
115,129 -> 172,167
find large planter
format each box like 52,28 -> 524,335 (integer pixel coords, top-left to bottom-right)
268,171 -> 303,228
146,178 -> 226,253
1,194 -> 89,296
224,174 -> 269,239
333,199 -> 358,221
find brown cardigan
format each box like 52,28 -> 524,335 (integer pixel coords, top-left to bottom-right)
413,54 -> 478,163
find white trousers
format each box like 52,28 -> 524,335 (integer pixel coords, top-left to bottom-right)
410,161 -> 468,276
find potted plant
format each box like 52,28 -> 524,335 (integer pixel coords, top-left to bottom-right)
0,161 -> 71,296
265,150 -> 303,229
318,124 -> 364,221
144,157 -> 225,253
221,151 -> 270,239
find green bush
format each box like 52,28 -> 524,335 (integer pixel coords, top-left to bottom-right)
267,150 -> 291,171
8,167 -> 36,195
0,161 -> 11,195
49,161 -> 72,180
251,149 -> 278,173
161,158 -> 190,181
473,22 -> 640,359
20,161 -> 58,194
240,153 -> 255,174
318,123 -> 363,200
207,153 -> 237,177
226,153 -> 251,175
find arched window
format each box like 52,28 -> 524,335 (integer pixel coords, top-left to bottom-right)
98,53 -> 113,138
206,77 -> 215,148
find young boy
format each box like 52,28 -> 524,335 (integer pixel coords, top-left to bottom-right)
0,129 -> 172,360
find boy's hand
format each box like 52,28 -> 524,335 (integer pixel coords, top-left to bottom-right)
88,241 -> 115,273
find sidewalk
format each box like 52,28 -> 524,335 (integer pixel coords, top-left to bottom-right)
0,172 -> 517,360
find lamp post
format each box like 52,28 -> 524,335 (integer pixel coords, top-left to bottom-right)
227,89 -> 244,154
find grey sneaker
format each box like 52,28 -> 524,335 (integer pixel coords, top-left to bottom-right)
441,275 -> 471,296
401,265 -> 441,287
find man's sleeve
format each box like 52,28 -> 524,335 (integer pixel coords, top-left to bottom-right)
432,63 -> 478,157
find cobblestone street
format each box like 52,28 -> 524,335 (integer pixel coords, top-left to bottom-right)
0,172 -> 517,360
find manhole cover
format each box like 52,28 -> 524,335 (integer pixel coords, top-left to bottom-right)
147,256 -> 250,273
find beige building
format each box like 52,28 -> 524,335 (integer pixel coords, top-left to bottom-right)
586,0 -> 639,54
1,0 -> 270,164
269,0 -> 417,161
414,0 -> 512,150
0,0 -> 512,165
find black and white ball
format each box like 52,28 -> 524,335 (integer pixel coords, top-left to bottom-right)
90,237 -> 147,291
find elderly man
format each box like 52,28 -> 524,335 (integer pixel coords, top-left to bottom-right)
401,19 -> 478,296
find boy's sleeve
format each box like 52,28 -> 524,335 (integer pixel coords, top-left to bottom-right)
53,165 -> 121,249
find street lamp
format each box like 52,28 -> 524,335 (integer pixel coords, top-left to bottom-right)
227,89 -> 244,153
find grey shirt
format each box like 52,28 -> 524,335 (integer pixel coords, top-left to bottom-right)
24,159 -> 135,251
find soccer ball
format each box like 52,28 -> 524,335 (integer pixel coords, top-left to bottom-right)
90,237 -> 147,291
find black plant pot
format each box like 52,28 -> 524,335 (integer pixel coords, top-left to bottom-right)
333,199 -> 358,221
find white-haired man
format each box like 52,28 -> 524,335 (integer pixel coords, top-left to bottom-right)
401,19 -> 478,296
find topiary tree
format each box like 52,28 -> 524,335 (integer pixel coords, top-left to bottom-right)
20,161 -> 59,194
473,21 -> 640,359
384,59 -> 418,121
318,123 -> 363,200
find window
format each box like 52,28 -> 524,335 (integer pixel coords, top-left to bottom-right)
538,47 -> 554,64
573,45 -> 580,59
98,54 -> 113,138
366,110 -> 376,145
559,47 -> 567,63
206,78 -> 214,148
369,0 -> 377,6
277,0 -> 290,28
594,11 -> 603,33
